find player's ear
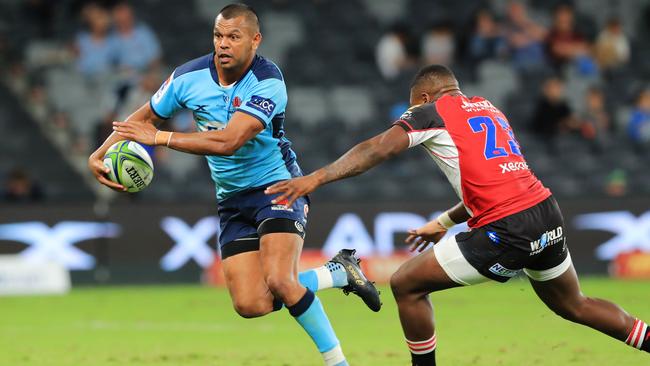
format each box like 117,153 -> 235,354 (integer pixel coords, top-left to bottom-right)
252,32 -> 262,51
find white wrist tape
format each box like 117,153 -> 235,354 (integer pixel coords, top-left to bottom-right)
436,211 -> 456,229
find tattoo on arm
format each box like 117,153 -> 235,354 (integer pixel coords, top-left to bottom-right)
318,138 -> 387,185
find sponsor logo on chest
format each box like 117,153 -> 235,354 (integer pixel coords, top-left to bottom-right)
499,161 -> 529,174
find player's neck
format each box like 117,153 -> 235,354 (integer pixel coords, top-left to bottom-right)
215,54 -> 255,86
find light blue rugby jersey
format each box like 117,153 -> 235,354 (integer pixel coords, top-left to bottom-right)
150,53 -> 300,201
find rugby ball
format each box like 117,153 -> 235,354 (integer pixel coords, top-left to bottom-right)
103,141 -> 154,192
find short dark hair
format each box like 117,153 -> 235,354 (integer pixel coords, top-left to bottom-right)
218,3 -> 260,32
410,64 -> 457,91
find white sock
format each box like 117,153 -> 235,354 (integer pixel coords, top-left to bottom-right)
322,344 -> 347,366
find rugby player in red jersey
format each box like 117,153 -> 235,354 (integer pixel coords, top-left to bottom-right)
266,65 -> 650,365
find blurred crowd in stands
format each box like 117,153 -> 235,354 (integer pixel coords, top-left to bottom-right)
376,1 -> 649,150
0,0 -> 649,202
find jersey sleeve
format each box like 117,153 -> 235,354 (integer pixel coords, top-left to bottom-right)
236,78 -> 287,127
149,70 -> 182,119
392,103 -> 446,147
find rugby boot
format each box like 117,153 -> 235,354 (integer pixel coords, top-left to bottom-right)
329,249 -> 382,312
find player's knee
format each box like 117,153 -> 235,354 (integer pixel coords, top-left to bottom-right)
265,273 -> 298,300
390,270 -> 408,300
232,299 -> 271,319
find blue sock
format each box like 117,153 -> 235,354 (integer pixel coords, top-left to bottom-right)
326,262 -> 348,288
273,266 -> 349,313
298,263 -> 348,292
288,289 -> 348,366
298,270 -> 320,292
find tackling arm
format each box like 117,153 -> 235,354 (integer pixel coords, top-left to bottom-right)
312,125 -> 410,186
265,125 -> 410,205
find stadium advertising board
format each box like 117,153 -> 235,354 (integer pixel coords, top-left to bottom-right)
0,198 -> 649,283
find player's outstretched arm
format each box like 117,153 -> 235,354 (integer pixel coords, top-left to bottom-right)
113,111 -> 263,156
406,201 -> 471,252
88,102 -> 162,191
265,125 -> 410,206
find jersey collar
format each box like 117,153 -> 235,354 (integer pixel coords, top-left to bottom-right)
209,53 -> 260,87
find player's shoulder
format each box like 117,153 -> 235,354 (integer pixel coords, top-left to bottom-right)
173,53 -> 213,79
399,102 -> 445,129
249,55 -> 284,82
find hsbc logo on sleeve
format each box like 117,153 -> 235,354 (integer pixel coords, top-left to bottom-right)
246,95 -> 276,117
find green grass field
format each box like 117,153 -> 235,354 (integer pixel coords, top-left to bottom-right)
1,278 -> 648,366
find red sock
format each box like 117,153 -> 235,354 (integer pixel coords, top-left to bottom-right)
406,334 -> 436,366
625,319 -> 649,351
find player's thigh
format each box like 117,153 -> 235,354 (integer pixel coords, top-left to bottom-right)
525,248 -> 579,311
222,248 -> 273,310
255,192 -> 309,278
258,223 -> 304,278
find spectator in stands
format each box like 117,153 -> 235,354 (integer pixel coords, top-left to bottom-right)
421,22 -> 455,66
594,18 -> 630,72
503,0 -> 547,70
74,3 -> 117,78
467,9 -> 507,65
531,76 -> 578,140
627,89 -> 650,150
579,86 -> 611,151
2,168 -> 44,203
545,4 -> 592,73
375,23 -> 415,80
111,2 -> 161,74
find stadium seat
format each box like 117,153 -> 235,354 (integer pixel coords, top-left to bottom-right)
257,12 -> 304,68
287,87 -> 329,128
329,86 -> 375,127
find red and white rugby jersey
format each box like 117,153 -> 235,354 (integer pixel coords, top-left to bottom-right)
393,94 -> 551,228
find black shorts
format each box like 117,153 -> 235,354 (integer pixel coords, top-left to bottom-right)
434,196 -> 571,284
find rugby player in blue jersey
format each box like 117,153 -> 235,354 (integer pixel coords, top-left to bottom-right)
88,4 -> 380,365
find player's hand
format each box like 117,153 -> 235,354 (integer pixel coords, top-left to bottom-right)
87,155 -> 126,191
405,220 -> 448,252
113,121 -> 157,145
264,175 -> 319,207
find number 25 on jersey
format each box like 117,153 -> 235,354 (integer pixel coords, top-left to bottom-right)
468,116 -> 522,160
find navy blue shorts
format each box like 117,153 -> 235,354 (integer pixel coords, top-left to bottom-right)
217,181 -> 309,259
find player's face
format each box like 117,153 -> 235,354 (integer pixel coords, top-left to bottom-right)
213,15 -> 261,71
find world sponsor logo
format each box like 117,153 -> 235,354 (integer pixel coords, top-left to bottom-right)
530,226 -> 563,255
499,161 -> 529,174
